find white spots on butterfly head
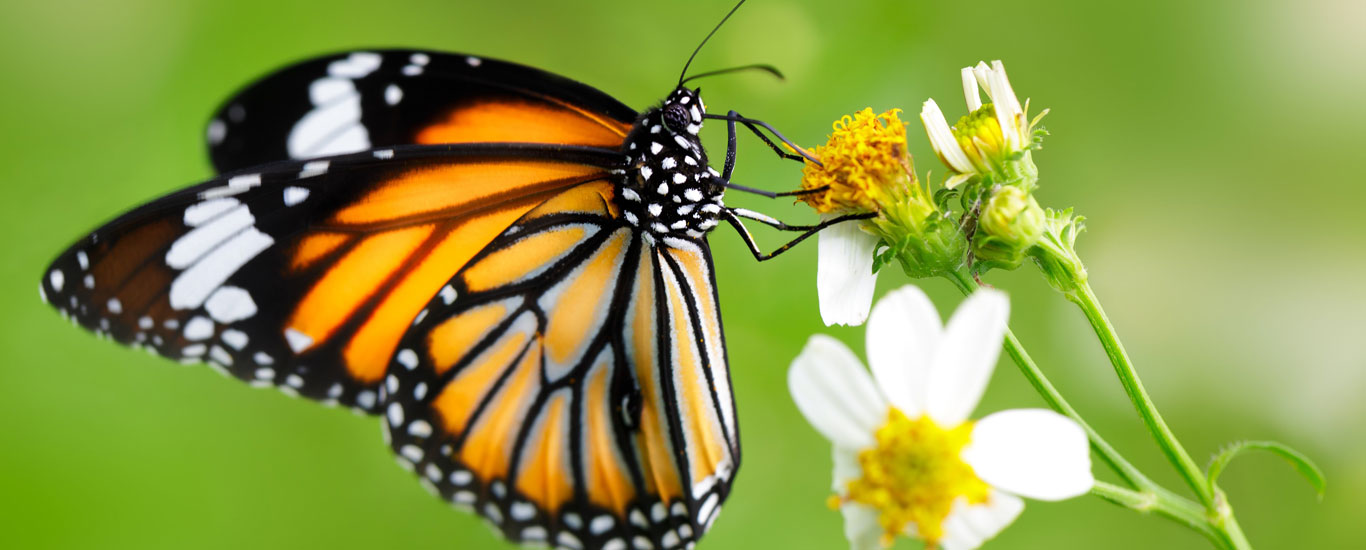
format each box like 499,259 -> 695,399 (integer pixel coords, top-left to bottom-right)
660,157 -> 677,170
298,160 -> 329,179
283,327 -> 314,353
649,142 -> 663,155
684,188 -> 704,202
672,173 -> 686,184
656,182 -> 668,195
639,166 -> 653,181
385,83 -> 403,105
283,186 -> 311,206
648,203 -> 663,217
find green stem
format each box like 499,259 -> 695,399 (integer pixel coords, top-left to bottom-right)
1067,281 -> 1217,508
945,271 -> 1150,490
1091,482 -> 1231,549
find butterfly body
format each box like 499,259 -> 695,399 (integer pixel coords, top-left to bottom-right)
42,50 -> 742,550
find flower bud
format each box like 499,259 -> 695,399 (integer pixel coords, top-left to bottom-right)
973,186 -> 1045,271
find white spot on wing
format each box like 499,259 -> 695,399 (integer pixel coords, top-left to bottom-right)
168,228 -> 273,310
283,327 -> 313,353
205,285 -> 257,323
221,329 -> 248,350
327,52 -> 381,78
298,160 -> 329,179
183,316 -> 214,341
439,285 -> 456,305
106,297 -> 122,314
384,84 -> 403,106
48,269 -> 64,292
283,186 -> 310,206
373,149 -> 394,159
184,198 -> 240,226
397,348 -> 418,370
207,120 -> 226,145
465,56 -> 481,67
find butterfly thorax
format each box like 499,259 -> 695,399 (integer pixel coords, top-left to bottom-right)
615,87 -> 725,241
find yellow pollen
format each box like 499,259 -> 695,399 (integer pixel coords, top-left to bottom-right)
799,108 -> 912,214
842,408 -> 990,547
952,104 -> 1007,173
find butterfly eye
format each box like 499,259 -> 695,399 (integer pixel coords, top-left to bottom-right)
663,102 -> 691,132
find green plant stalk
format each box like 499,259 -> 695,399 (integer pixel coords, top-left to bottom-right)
947,270 -> 1248,549
1067,281 -> 1214,506
1067,281 -> 1251,549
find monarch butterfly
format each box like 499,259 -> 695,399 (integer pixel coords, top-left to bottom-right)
38,3 -> 865,549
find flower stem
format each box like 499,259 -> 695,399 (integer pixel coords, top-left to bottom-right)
1066,281 -> 1217,508
1091,482 -> 1230,549
946,271 -> 1150,490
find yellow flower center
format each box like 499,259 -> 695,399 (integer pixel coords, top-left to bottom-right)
799,108 -> 912,214
952,103 -> 1006,174
842,408 -> 990,547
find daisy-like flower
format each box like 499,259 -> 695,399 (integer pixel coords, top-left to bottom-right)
798,109 -> 965,326
921,60 -> 1047,190
789,286 -> 1093,549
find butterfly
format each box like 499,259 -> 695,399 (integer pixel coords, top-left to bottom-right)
37,4 -> 866,549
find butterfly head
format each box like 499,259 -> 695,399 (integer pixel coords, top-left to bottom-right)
617,86 -> 725,241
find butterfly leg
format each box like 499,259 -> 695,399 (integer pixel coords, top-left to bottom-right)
722,208 -> 876,261
705,111 -> 822,166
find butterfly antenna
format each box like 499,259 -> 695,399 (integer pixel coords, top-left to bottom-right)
681,63 -> 784,85
678,0 -> 747,86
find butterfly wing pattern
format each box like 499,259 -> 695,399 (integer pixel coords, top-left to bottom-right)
41,49 -> 741,549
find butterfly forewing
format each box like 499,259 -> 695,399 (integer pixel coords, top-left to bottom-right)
381,191 -> 738,548
206,50 -> 636,173
42,144 -> 623,412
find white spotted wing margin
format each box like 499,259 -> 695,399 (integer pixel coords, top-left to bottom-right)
40,143 -> 623,414
381,214 -> 740,550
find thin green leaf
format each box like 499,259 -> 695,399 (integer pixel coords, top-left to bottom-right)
1208,440 -> 1326,500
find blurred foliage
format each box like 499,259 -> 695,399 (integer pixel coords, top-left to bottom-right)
1,0 -> 1361,548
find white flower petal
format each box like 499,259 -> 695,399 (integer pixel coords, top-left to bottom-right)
943,172 -> 973,190
960,67 -> 982,112
840,503 -> 884,550
831,446 -> 862,491
925,289 -> 1009,425
939,491 -> 1024,550
920,99 -> 975,174
789,335 -> 887,449
866,285 -> 943,416
962,409 -> 1094,501
816,217 -> 879,326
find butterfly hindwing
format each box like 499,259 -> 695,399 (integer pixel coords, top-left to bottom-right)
380,197 -> 739,548
206,50 -> 638,173
42,144 -> 624,412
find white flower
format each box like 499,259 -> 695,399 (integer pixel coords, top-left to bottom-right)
920,60 -> 1046,189
789,286 -> 1093,549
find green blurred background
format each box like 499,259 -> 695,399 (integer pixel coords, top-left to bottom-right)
2,0 -> 1360,548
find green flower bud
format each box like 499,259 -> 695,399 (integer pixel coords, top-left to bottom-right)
972,186 -> 1045,271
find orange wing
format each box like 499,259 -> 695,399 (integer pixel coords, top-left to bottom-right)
382,199 -> 739,549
